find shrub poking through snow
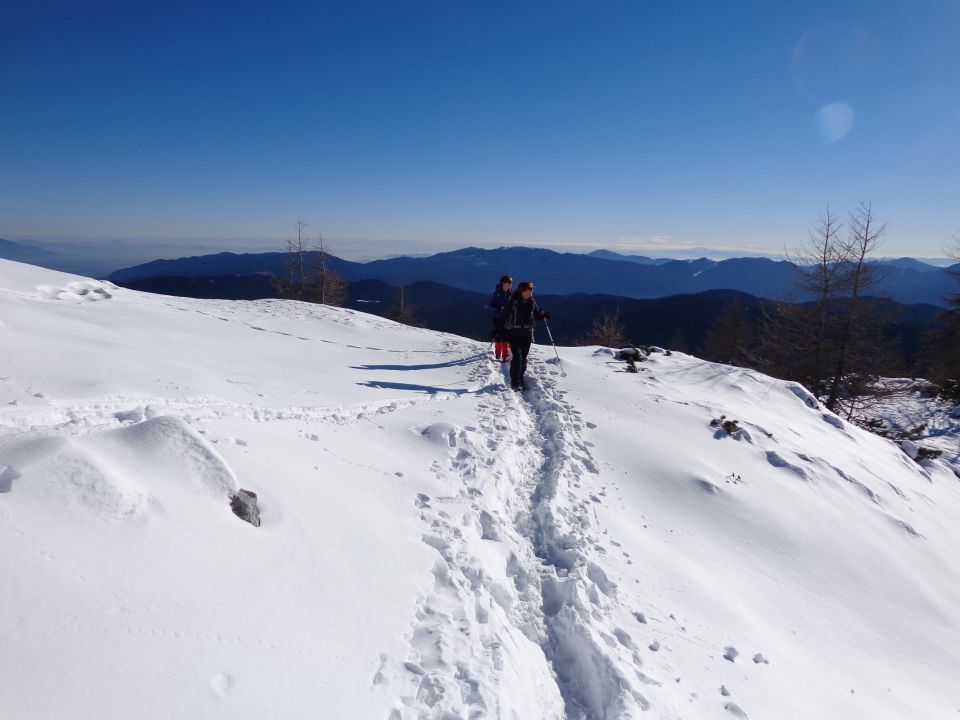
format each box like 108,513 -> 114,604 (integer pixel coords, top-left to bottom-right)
862,418 -> 886,434
915,447 -> 943,462
923,379 -> 960,401
866,419 -> 929,442
711,415 -> 740,436
900,440 -> 942,463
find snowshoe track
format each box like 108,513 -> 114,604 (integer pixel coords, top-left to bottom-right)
382,349 -> 657,719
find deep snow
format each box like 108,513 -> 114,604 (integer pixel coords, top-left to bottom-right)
1,258 -> 959,720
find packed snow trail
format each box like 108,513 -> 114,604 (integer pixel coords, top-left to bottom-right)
512,361 -> 654,719
380,351 -> 676,719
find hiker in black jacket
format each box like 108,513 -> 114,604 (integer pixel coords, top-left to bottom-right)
487,275 -> 513,362
500,280 -> 550,391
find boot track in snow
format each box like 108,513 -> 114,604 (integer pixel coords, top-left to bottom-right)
382,348 -> 656,719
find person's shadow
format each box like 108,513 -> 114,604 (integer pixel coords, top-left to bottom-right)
353,352 -> 497,395
350,353 -> 486,372
359,381 -> 498,396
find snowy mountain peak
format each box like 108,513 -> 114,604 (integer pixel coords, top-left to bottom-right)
2,258 -> 959,720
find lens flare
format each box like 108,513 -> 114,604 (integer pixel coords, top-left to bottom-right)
816,102 -> 855,143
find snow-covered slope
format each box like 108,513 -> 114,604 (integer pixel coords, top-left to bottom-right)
2,258 -> 959,720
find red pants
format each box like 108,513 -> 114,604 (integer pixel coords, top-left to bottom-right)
494,341 -> 510,360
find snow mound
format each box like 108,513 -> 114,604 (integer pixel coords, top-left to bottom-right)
37,279 -> 116,302
0,415 -> 239,520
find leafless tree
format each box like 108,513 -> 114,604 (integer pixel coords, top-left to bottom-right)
756,202 -> 894,419
388,285 -> 423,326
803,206 -> 846,383
668,326 -> 690,354
757,206 -> 847,390
704,299 -> 753,366
272,220 -> 348,306
273,218 -> 311,300
926,232 -> 960,395
579,307 -> 627,347
310,235 -> 347,306
824,201 -> 887,413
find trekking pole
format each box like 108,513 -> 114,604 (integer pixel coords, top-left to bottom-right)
542,320 -> 567,377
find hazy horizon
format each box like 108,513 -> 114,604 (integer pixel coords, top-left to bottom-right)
2,235 -> 955,275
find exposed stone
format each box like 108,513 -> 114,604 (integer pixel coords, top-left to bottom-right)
230,489 -> 260,527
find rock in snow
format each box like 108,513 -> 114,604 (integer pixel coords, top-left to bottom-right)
230,489 -> 261,527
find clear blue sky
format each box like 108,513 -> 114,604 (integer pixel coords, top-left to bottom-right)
2,0 -> 958,260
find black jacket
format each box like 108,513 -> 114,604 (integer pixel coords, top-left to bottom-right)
501,294 -> 548,336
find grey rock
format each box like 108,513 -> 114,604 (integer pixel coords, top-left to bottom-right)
230,489 -> 261,527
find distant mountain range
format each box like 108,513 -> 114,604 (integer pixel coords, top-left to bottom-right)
585,250 -> 673,265
0,238 -> 58,265
2,237 -> 955,307
105,245 -> 959,308
116,272 -> 944,371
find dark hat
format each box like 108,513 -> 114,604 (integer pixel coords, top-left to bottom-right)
499,275 -> 513,284
517,281 -> 534,292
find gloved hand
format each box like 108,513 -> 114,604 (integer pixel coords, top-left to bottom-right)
542,311 -> 551,320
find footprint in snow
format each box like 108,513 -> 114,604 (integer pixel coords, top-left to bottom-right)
210,672 -> 235,698
786,383 -> 819,409
613,628 -> 639,652
821,413 -> 845,430
414,494 -> 431,508
695,478 -> 721,494
418,422 -> 458,448
765,451 -> 809,481
724,702 -> 749,718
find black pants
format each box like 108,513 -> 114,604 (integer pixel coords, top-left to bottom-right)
508,333 -> 532,388
491,317 -> 505,340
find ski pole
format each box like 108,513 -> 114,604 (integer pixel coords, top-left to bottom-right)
542,320 -> 567,377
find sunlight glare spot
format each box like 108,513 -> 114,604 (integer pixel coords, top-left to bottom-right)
816,103 -> 855,143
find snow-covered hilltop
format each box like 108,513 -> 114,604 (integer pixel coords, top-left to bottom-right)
2,258 -> 959,720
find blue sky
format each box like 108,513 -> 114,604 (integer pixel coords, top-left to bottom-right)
1,0 -> 958,260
